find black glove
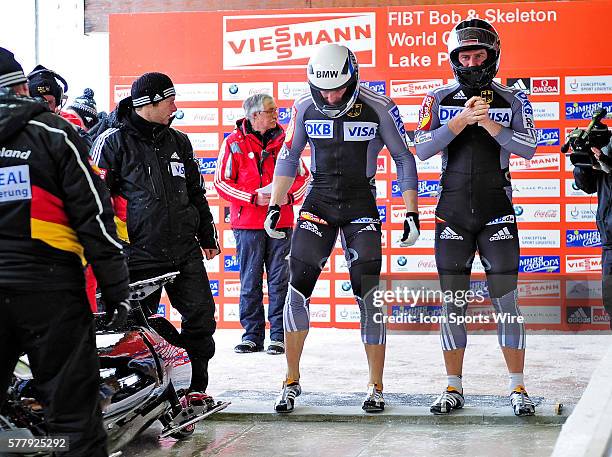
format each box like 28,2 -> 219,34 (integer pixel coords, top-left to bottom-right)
264,204 -> 285,239
104,299 -> 132,331
400,212 -> 420,247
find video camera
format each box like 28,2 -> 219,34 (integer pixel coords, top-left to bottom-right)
562,108 -> 612,170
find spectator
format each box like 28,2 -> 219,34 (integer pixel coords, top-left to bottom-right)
66,88 -> 99,131
91,72 -> 220,407
27,64 -> 68,113
0,47 -> 129,457
215,93 -> 309,355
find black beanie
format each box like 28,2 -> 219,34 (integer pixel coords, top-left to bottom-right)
0,47 -> 27,88
68,88 -> 98,129
27,65 -> 66,106
131,72 -> 175,107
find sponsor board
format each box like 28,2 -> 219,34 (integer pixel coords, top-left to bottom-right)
224,255 -> 240,272
397,104 -> 420,124
566,229 -> 601,248
565,204 -> 596,222
510,153 -> 559,172
198,157 -> 217,175
204,181 -> 218,199
391,205 -> 407,223
531,102 -> 559,121
203,256 -> 220,273
416,180 -> 439,198
530,77 -> 560,95
390,255 -> 486,273
224,279 -> 241,297
592,307 -> 611,324
174,83 -> 219,101
223,13 -> 376,69
517,280 -> 561,299
113,85 -> 131,103
222,82 -> 274,101
335,304 -> 362,323
377,205 -> 387,222
335,280 -> 354,298
390,79 -> 444,98
522,306 -> 561,324
377,156 -> 387,173
376,180 -> 387,199
187,133 -> 219,151
513,204 -> 560,222
222,107 -> 246,126
310,304 -> 331,322
519,256 -> 561,273
209,205 -> 220,224
360,80 -> 386,95
565,75 -> 612,94
277,81 -> 310,100
209,280 -> 219,297
391,229 -> 434,248
536,128 -> 560,146
312,279 -> 331,298
512,179 -> 560,197
565,179 -> 591,197
223,303 -> 240,322
566,255 -> 602,273
566,306 -> 591,324
507,78 -> 531,94
565,101 -> 612,120
278,107 -> 291,124
223,230 -> 237,249
566,280 -> 602,299
519,230 -> 561,248
414,153 -> 442,173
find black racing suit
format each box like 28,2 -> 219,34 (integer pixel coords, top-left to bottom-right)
274,86 -> 418,344
0,88 -> 129,457
415,82 -> 537,350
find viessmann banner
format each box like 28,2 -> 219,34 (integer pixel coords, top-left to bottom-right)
110,1 -> 612,332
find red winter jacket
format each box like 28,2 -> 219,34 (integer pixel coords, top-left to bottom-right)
215,119 -> 310,229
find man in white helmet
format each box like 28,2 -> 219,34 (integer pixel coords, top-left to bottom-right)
414,19 -> 537,417
264,43 -> 420,413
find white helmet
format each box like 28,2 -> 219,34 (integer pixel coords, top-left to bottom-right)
307,44 -> 359,118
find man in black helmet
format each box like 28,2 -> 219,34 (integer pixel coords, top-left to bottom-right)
264,43 -> 420,413
414,19 -> 538,417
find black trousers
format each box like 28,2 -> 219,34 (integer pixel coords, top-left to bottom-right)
130,255 -> 216,392
0,288 -> 107,457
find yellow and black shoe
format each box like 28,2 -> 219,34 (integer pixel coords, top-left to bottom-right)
510,385 -> 535,416
274,379 -> 301,413
430,386 -> 465,415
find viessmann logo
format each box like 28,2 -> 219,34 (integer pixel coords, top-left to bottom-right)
222,13 -> 376,69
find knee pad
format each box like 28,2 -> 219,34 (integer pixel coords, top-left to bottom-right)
491,289 -> 525,349
283,285 -> 310,333
356,293 -> 385,345
440,297 -> 467,351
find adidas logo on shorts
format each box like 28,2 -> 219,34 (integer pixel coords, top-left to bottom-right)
453,90 -> 467,100
440,227 -> 463,240
489,227 -> 514,241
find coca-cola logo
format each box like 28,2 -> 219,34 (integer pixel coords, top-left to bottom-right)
534,210 -> 558,218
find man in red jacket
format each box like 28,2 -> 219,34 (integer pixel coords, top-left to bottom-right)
215,94 -> 310,354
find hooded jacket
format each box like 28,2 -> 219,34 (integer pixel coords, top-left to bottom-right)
90,97 -> 219,270
215,118 -> 310,229
0,88 -> 128,302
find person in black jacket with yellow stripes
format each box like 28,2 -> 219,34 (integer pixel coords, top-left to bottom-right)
0,47 -> 129,457
91,72 -> 220,407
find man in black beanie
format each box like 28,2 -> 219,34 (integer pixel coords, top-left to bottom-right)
27,64 -> 68,113
91,72 -> 220,406
0,47 -> 129,457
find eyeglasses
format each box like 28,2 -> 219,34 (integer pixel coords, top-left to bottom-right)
258,108 -> 278,115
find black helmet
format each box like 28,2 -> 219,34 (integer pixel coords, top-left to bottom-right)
447,19 -> 500,90
307,44 -> 359,118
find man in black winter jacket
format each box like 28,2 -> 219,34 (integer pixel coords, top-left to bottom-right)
91,72 -> 220,403
573,144 -> 612,329
0,47 -> 129,457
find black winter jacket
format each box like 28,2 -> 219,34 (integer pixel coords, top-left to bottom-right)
90,97 -> 219,270
0,88 -> 129,302
574,163 -> 612,248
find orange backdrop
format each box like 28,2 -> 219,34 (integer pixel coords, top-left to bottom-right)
110,1 -> 612,332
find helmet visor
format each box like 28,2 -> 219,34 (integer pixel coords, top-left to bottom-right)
451,27 -> 499,53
